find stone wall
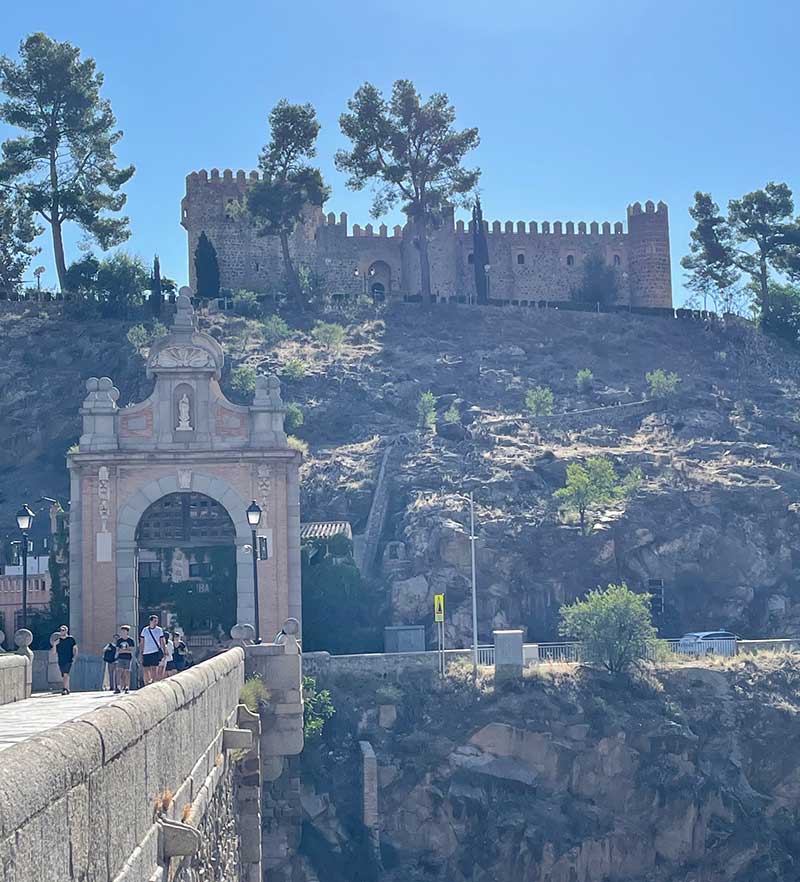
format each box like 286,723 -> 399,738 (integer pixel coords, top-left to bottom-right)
0,653 -> 29,704
182,170 -> 673,308
303,648 -> 472,682
0,648 -> 247,882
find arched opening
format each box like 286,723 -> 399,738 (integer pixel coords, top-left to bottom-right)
613,254 -> 621,266
566,254 -> 575,267
135,492 -> 237,656
517,253 -> 525,265
367,260 -> 392,299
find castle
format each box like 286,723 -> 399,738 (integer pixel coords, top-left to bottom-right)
182,168 -> 672,308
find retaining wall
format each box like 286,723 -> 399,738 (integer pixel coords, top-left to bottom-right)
303,648 -> 472,681
0,647 -> 246,881
0,654 -> 30,704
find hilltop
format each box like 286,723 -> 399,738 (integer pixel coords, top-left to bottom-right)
2,301 -> 800,641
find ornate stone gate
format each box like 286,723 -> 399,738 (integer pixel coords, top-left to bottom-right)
67,294 -> 301,652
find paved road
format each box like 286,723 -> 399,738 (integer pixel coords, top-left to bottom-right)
0,690 -> 118,752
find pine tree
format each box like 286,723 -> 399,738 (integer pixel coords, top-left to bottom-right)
194,231 -> 220,299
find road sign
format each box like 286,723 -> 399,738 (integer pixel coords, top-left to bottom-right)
434,594 -> 445,622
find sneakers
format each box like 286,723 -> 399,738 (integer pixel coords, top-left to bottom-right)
114,687 -> 121,694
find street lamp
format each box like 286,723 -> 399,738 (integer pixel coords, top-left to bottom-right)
451,490 -> 480,680
483,264 -> 491,302
15,504 -> 35,631
246,501 -> 263,644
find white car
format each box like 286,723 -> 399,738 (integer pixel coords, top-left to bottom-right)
678,631 -> 738,656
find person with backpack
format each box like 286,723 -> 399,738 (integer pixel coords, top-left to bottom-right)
102,633 -> 119,692
173,632 -> 190,672
139,614 -> 166,686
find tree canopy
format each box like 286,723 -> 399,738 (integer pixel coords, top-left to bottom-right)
0,33 -> 135,290
555,456 -> 641,534
247,100 -> 329,307
571,252 -> 618,308
194,231 -> 220,299
682,183 -> 800,326
336,80 -> 480,302
0,186 -> 40,294
559,582 -> 659,674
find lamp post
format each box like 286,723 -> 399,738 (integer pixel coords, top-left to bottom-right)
468,492 -> 479,680
484,264 -> 491,302
15,504 -> 35,631
246,501 -> 263,643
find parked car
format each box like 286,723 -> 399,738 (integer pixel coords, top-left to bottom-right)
678,631 -> 739,656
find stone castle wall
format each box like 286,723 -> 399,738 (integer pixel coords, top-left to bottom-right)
182,169 -> 673,308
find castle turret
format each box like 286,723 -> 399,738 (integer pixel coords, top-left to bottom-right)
626,200 -> 672,308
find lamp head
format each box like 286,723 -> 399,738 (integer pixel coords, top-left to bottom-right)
16,504 -> 35,532
246,500 -> 262,528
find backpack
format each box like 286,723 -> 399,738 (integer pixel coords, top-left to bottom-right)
102,643 -> 116,663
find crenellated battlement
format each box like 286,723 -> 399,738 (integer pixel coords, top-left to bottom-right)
182,171 -> 671,309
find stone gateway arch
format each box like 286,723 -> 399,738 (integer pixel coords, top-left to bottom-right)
67,294 -> 301,653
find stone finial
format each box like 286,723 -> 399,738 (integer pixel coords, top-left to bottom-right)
254,374 -> 283,409
174,290 -> 195,329
83,377 -> 120,412
231,623 -> 256,643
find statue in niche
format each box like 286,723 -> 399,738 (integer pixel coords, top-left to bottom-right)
170,549 -> 189,582
176,393 -> 193,431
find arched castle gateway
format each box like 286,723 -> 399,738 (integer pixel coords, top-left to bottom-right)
67,293 -> 301,654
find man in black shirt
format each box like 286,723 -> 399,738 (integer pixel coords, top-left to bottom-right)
115,625 -> 135,693
54,624 -> 77,695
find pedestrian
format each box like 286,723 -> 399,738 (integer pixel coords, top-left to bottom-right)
115,625 -> 135,693
173,633 -> 190,672
102,633 -> 119,692
139,614 -> 166,686
54,624 -> 77,695
161,631 -> 175,677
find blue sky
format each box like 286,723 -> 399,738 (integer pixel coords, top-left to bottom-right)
2,0 -> 798,304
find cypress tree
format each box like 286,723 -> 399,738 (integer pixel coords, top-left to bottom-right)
472,197 -> 490,304
150,254 -> 163,316
194,231 -> 220,299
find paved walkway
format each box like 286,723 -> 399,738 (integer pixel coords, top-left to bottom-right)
0,690 -> 118,751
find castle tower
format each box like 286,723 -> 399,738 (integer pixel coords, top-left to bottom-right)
626,200 -> 672,308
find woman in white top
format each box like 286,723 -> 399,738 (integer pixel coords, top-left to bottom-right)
161,633 -> 175,678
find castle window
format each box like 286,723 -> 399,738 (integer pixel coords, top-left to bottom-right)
517,253 -> 525,265
254,261 -> 260,272
566,254 -> 575,266
467,253 -> 474,265
613,254 -> 621,266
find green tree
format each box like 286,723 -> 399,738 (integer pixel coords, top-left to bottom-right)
417,390 -> 436,429
96,251 -> 148,317
247,101 -> 329,308
281,357 -> 307,380
311,320 -> 345,354
194,231 -> 220,299
232,289 -> 262,318
646,369 -> 680,400
149,254 -> 163,316
554,456 -> 637,534
576,369 -> 594,393
336,80 -> 480,303
559,582 -> 659,674
231,364 -> 257,395
302,676 -> 335,740
443,403 -> 460,423
525,385 -> 554,416
64,253 -> 100,293
262,314 -> 290,346
759,281 -> 800,342
284,401 -> 304,432
126,323 -> 149,354
0,187 -> 40,295
682,184 -> 800,318
0,33 -> 135,290
571,252 -> 618,307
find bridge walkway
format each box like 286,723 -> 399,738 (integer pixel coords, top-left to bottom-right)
0,689 -> 116,751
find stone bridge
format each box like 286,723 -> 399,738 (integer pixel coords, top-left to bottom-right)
0,628 -> 303,882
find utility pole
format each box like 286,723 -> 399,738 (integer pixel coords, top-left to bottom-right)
469,491 -> 478,680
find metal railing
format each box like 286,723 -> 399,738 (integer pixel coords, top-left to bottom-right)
477,645 -> 495,666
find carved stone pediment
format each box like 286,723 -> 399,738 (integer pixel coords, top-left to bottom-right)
153,346 -> 214,369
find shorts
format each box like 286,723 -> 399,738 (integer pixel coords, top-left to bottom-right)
58,660 -> 73,675
142,651 -> 162,668
116,657 -> 132,670
166,661 -> 176,671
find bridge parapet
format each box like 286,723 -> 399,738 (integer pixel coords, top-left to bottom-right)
0,648 -> 250,881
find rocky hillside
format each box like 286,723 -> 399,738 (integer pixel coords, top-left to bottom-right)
295,654 -> 800,882
2,301 -> 800,641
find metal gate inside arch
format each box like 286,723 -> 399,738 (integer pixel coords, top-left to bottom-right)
67,292 -> 302,656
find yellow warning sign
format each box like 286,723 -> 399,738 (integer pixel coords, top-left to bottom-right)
434,594 -> 445,622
